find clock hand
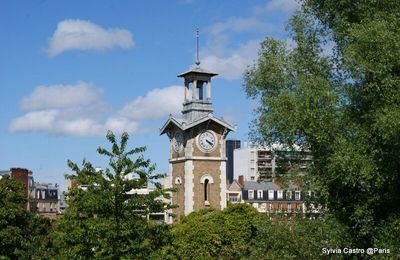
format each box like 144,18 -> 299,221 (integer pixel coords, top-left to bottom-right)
206,139 -> 213,145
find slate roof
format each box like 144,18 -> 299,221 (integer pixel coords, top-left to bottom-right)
227,180 -> 242,192
0,170 -> 10,177
242,181 -> 280,191
177,66 -> 218,77
160,113 -> 236,135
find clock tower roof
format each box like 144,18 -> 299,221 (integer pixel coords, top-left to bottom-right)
177,66 -> 218,78
160,113 -> 235,136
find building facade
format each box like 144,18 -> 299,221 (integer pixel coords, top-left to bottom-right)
227,178 -> 308,214
0,168 -> 34,211
0,168 -> 61,217
161,62 -> 235,221
225,139 -> 241,184
32,182 -> 60,218
234,144 -> 312,182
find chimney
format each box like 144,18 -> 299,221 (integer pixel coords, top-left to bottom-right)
272,177 -> 282,188
10,168 -> 29,196
238,175 -> 244,186
10,168 -> 30,210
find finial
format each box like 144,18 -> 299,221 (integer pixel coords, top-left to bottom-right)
195,28 -> 200,67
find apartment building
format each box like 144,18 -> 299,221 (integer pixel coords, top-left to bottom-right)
32,182 -> 60,218
226,177 -> 309,214
233,143 -> 312,182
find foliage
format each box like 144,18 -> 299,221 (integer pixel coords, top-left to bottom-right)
160,203 -> 260,259
0,177 -> 54,259
373,215 -> 400,259
54,131 -> 174,259
249,214 -> 351,260
244,0 -> 400,247
0,177 -> 31,259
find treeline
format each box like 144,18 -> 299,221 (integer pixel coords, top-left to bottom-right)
2,0 -> 400,257
1,131 -> 399,259
1,181 -> 399,259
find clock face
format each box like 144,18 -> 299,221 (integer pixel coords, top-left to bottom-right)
173,131 -> 184,152
198,130 -> 217,152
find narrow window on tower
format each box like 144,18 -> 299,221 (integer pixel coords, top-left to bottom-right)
204,179 -> 209,202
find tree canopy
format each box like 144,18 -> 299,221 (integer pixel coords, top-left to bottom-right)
244,0 -> 400,249
53,131 -> 174,259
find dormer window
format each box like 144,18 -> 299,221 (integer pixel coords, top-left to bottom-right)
295,191 -> 301,200
268,190 -> 274,200
257,190 -> 263,199
248,190 -> 254,200
286,191 -> 292,200
277,190 -> 283,199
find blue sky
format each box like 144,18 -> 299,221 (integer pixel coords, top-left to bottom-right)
0,0 -> 298,190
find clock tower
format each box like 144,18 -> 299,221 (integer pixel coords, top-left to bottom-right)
160,61 -> 235,221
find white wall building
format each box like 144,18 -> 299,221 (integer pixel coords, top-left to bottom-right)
233,146 -> 258,181
233,143 -> 312,182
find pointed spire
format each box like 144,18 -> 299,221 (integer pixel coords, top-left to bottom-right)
195,28 -> 200,67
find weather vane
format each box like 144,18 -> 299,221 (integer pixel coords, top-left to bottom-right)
195,28 -> 200,67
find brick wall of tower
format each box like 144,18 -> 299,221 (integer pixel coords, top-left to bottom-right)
171,162 -> 185,221
192,160 -> 222,211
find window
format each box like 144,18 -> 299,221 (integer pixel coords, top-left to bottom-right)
248,190 -> 254,200
277,190 -> 283,199
268,190 -> 274,200
269,203 -> 273,210
174,176 -> 182,185
259,203 -> 265,209
251,176 -> 255,180
296,203 -> 302,211
229,195 -> 238,202
295,191 -> 301,200
278,202 -> 282,211
287,203 -> 292,212
257,190 -> 263,199
42,190 -> 45,199
286,191 -> 292,200
204,179 -> 209,202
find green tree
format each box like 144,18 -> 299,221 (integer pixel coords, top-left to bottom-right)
161,203 -> 260,259
0,177 -> 53,259
373,215 -> 400,259
0,177 -> 31,259
54,131 -> 174,259
244,0 -> 400,248
249,215 -> 351,259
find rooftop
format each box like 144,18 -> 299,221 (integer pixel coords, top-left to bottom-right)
243,181 -> 280,191
177,66 -> 218,78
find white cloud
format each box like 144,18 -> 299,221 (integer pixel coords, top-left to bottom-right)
105,117 -> 140,136
196,1 -> 299,80
119,86 -> 183,120
9,110 -> 105,136
20,81 -> 101,110
47,19 -> 134,56
201,40 -> 261,80
9,110 -> 59,132
254,0 -> 300,14
10,83 -> 183,136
